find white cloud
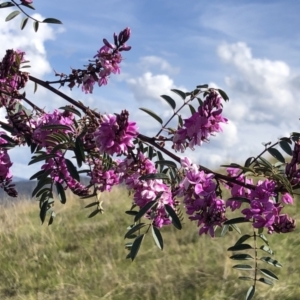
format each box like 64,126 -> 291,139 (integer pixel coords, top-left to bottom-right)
127,72 -> 176,103
138,56 -> 180,74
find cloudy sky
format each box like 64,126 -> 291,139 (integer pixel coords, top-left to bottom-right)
1,0 -> 300,179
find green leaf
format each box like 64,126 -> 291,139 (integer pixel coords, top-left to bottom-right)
196,84 -> 208,89
259,269 -> 278,281
129,234 -> 145,261
260,257 -> 282,268
232,264 -> 253,270
29,170 -> 45,181
42,18 -> 62,24
65,159 -> 80,182
165,204 -> 182,230
56,182 -> 66,204
170,89 -> 186,100
134,200 -> 158,222
74,137 -> 85,168
230,254 -> 254,260
40,200 -> 49,224
245,285 -> 255,300
189,104 -> 196,114
260,245 -> 273,255
230,224 -> 241,234
227,244 -> 253,251
32,178 -> 52,198
20,17 -> 28,30
234,234 -> 252,246
139,173 -> 169,181
152,226 -> 163,250
139,108 -> 163,124
124,223 -> 147,239
178,114 -> 183,127
20,2 -> 35,10
125,210 -> 138,216
28,153 -> 56,165
5,10 -> 20,21
33,20 -> 39,32
267,148 -> 285,163
217,89 -> 229,101
48,211 -> 55,226
220,224 -> 229,237
258,277 -> 274,286
155,160 -> 177,168
88,209 -> 100,218
279,140 -> 293,156
244,157 -> 254,167
85,201 -> 99,208
224,217 -> 250,225
258,234 -> 269,245
148,146 -> 154,160
0,2 -> 15,8
258,157 -> 273,168
160,95 -> 176,110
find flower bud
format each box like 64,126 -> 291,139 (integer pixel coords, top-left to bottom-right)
103,38 -> 116,49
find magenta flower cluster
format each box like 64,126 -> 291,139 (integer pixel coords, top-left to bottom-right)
32,109 -> 75,148
94,110 -> 138,155
176,157 -> 226,237
81,28 -> 131,93
42,152 -> 88,196
118,153 -> 175,228
173,91 -> 228,152
226,168 -> 295,234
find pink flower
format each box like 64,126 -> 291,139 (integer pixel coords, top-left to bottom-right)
281,193 -> 293,205
21,0 -> 33,4
94,110 -> 138,155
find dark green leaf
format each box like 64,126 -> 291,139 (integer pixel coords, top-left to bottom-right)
178,115 -> 183,127
258,277 -> 274,286
129,234 -> 145,261
155,160 -> 177,168
33,20 -> 39,32
125,210 -> 138,216
32,178 -> 52,198
260,269 -> 278,280
29,170 -> 45,181
234,234 -> 252,246
74,137 -> 85,168
20,17 -> 28,30
197,84 -> 209,89
224,217 -> 250,225
48,214 -> 55,226
165,204 -> 182,230
267,148 -> 285,163
227,244 -> 253,251
124,223 -> 147,239
41,124 -> 71,130
232,264 -> 253,270
260,257 -> 282,268
65,159 -> 80,182
152,226 -> 163,250
148,146 -> 154,160
279,140 -> 293,156
189,104 -> 196,114
246,285 -> 255,300
170,89 -> 186,100
244,157 -> 254,167
218,89 -> 229,101
258,157 -> 273,168
42,18 -> 62,24
85,201 -> 99,208
36,188 -> 51,198
134,200 -> 158,222
88,209 -> 100,218
230,254 -> 253,260
40,200 -> 49,224
28,153 -> 56,165
0,2 -> 15,8
5,10 -> 20,21
160,95 -> 176,110
139,173 -> 169,181
56,182 -> 66,204
20,2 -> 35,9
139,108 -> 163,124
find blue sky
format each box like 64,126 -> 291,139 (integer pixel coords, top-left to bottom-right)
1,0 -> 300,179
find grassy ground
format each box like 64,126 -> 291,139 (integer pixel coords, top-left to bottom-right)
0,188 -> 300,300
